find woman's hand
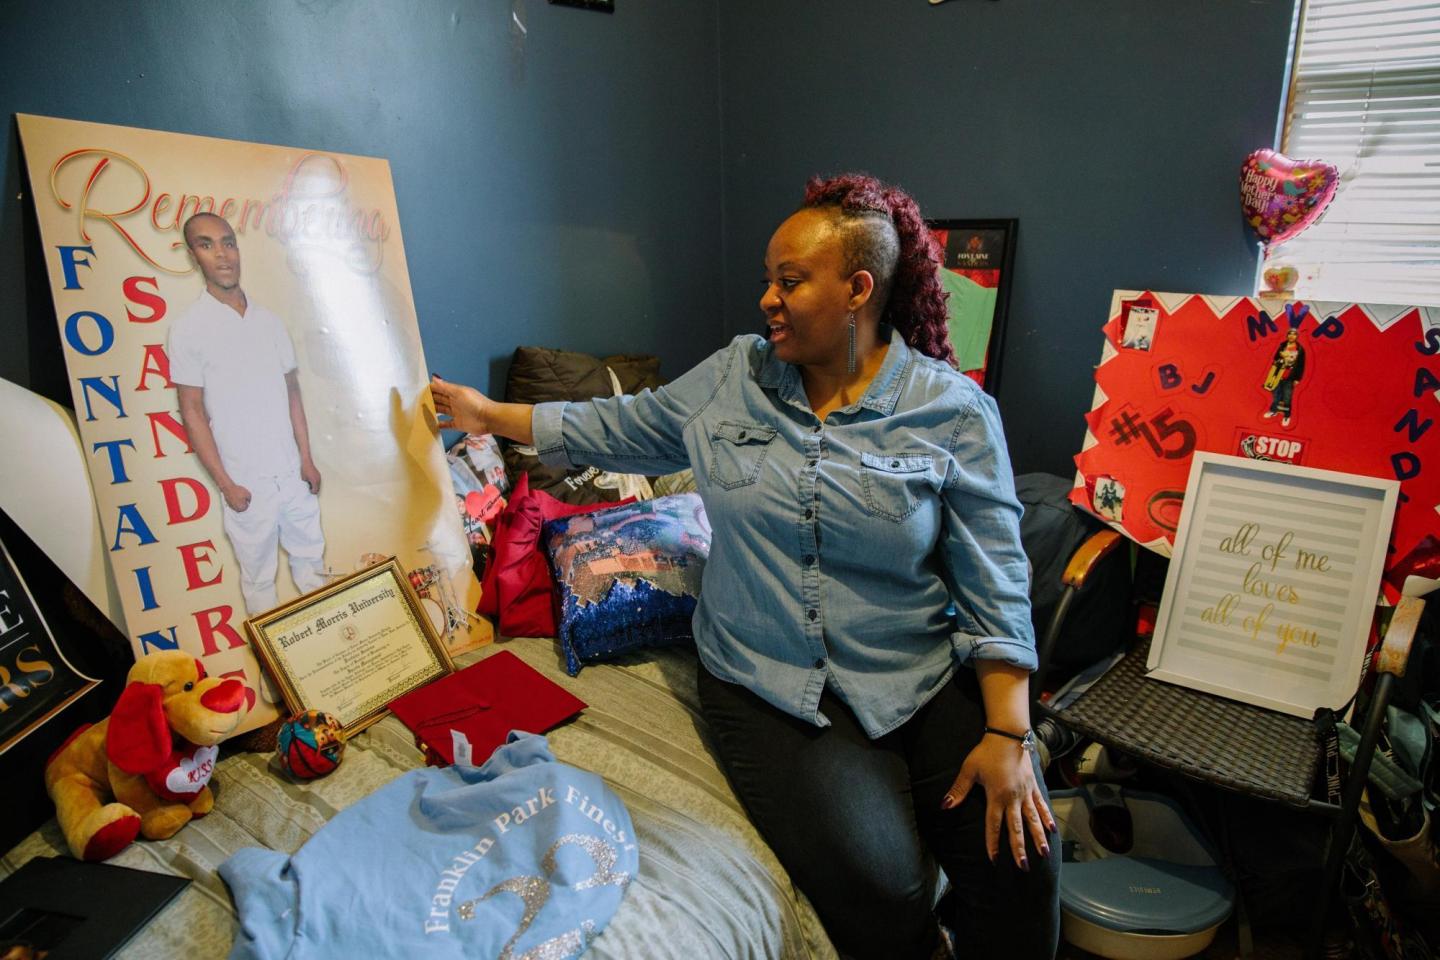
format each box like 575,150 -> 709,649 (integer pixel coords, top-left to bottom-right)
940,734 -> 1055,870
430,375 -> 492,434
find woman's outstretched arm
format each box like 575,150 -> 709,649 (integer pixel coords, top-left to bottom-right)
430,375 -> 535,444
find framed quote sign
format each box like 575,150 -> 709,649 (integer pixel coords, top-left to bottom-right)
1149,453 -> 1398,718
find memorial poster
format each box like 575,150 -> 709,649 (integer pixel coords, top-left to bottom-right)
17,114 -> 490,733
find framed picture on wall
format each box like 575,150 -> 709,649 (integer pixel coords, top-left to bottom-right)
926,218 -> 1017,396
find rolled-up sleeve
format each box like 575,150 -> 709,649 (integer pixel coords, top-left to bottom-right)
532,401 -> 576,467
939,389 -> 1037,672
532,340 -> 740,478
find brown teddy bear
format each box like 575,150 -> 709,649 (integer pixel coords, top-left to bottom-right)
44,650 -> 249,861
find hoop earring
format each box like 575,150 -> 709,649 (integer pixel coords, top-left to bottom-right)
846,313 -> 857,374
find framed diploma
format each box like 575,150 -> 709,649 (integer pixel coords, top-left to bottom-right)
246,558 -> 453,734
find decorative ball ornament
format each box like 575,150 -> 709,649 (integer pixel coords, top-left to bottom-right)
277,710 -> 346,780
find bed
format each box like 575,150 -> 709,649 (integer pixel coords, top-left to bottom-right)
0,638 -> 839,960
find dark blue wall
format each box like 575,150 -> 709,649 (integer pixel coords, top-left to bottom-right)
0,0 -> 723,402
717,0 -> 1296,476
3,1 -> 1297,479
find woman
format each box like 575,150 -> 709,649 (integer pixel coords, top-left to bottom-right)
432,173 -> 1059,960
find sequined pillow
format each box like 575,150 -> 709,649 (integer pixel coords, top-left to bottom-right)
542,494 -> 711,675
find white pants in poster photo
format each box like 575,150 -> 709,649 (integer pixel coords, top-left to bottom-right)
0,376 -> 126,631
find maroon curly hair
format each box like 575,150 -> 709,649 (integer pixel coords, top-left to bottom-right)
801,173 -> 956,367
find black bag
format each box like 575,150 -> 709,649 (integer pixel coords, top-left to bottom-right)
1343,833 -> 1436,960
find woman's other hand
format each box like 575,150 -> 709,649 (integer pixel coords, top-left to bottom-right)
430,375 -> 491,434
940,735 -> 1054,870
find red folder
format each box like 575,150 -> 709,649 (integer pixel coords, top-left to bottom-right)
387,650 -> 586,766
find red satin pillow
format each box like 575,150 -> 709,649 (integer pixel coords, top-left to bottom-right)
478,473 -> 633,638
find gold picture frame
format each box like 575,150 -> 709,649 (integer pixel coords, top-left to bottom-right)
246,557 -> 453,735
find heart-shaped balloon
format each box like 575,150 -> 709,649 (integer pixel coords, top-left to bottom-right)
1239,148 -> 1339,247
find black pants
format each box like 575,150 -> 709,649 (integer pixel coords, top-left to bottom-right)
697,663 -> 1060,960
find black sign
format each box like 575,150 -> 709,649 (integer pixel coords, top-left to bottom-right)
0,536 -> 99,754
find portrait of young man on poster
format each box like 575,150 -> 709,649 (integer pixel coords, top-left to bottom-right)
170,213 -> 328,616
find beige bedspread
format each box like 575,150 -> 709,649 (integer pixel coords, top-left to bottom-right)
1,640 -> 837,960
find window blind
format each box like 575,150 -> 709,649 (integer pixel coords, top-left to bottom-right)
1273,0 -> 1440,306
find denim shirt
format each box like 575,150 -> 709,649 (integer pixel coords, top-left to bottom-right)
533,328 -> 1034,738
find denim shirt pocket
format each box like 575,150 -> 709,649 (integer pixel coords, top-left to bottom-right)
708,421 -> 778,489
860,452 -> 935,521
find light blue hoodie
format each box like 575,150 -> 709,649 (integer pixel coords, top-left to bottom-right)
220,733 -> 636,959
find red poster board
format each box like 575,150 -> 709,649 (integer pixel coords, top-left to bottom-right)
1071,290 -> 1440,591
